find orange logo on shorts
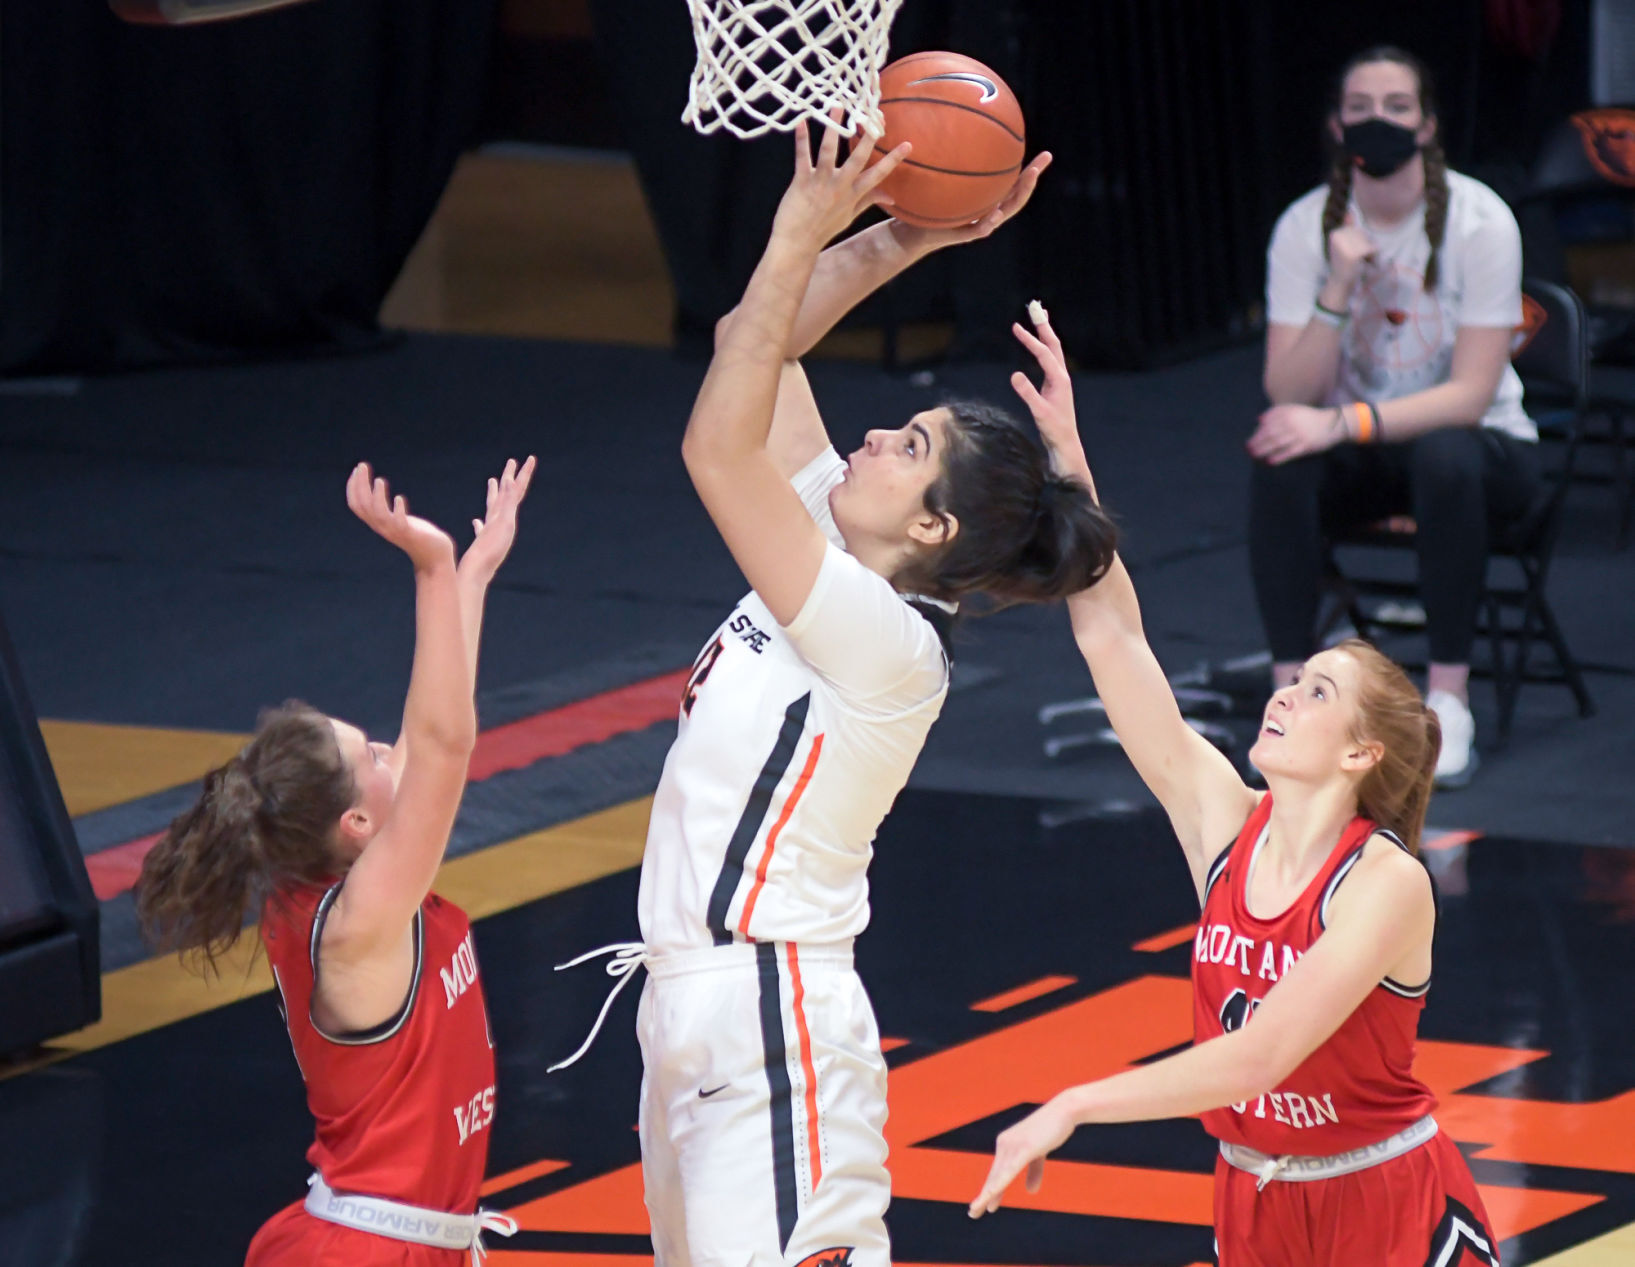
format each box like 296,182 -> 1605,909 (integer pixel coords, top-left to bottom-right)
1571,108 -> 1635,186
793,1249 -> 854,1267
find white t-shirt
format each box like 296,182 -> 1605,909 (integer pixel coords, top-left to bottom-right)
1266,169 -> 1535,441
636,448 -> 951,955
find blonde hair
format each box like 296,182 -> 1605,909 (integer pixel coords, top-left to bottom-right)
1334,639 -> 1440,855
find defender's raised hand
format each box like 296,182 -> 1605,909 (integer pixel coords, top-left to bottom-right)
346,462 -> 456,572
459,455 -> 537,584
1010,303 -> 1089,480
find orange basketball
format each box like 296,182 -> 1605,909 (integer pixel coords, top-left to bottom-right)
872,52 -> 1026,229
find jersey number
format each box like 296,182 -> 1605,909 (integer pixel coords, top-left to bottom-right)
682,638 -> 724,717
1219,987 -> 1263,1034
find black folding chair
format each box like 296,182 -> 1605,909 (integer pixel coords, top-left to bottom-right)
1328,278 -> 1596,742
1516,112 -> 1635,546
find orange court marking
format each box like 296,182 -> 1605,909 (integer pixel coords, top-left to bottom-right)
488,976 -> 1630,1255
1133,922 -> 1197,952
482,1158 -> 569,1197
970,974 -> 1077,1013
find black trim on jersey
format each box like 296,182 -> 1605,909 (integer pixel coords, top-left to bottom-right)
1318,829 -> 1435,998
755,942 -> 800,1253
307,881 -> 425,1046
1201,834 -> 1238,905
906,598 -> 955,665
1422,1195 -> 1498,1266
707,693 -> 812,946
1317,846 -> 1366,930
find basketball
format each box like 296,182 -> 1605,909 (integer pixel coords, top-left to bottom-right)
871,52 -> 1026,228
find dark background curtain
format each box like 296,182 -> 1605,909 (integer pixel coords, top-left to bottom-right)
0,0 -> 498,375
0,0 -> 1591,375
586,0 -> 1591,368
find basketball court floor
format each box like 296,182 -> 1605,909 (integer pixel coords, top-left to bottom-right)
2,152 -> 1633,1266
6,772 -> 1635,1265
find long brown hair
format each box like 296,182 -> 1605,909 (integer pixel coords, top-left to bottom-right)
135,701 -> 356,973
1335,639 -> 1441,855
1320,45 -> 1449,292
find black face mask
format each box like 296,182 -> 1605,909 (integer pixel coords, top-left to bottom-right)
1341,117 -> 1420,178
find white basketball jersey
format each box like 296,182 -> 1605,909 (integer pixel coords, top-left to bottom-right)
637,449 -> 952,955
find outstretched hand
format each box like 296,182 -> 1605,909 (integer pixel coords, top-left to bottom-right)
968,1096 -> 1077,1218
346,462 -> 456,572
459,455 -> 537,584
1010,304 -> 1088,479
770,113 -> 912,251
897,151 -> 1054,251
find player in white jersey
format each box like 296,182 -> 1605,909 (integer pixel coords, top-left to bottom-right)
554,122 -> 1118,1267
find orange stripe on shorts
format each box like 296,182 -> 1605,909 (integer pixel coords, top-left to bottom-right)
786,943 -> 823,1193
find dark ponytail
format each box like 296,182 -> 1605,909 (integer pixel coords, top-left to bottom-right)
135,701 -> 356,973
1323,45 -> 1448,292
895,398 -> 1118,605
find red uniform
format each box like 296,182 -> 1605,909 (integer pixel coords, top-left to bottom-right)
1192,795 -> 1499,1266
246,881 -> 497,1266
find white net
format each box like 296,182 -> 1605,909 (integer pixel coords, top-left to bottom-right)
683,0 -> 904,140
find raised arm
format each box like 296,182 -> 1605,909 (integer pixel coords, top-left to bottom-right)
454,455 -> 536,682
1011,313 -> 1257,891
325,464 -> 479,954
731,152 -> 1053,479
681,121 -> 908,625
377,457 -> 536,787
969,839 -> 1434,1216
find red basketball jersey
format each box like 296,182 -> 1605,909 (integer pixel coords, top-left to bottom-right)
1192,795 -> 1438,1155
262,881 -> 496,1214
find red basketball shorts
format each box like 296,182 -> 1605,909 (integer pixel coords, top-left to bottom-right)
1213,1129 -> 1499,1265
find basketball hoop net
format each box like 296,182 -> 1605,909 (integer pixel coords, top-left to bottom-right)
682,0 -> 904,139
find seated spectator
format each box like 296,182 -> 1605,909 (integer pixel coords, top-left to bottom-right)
1248,44 -> 1540,788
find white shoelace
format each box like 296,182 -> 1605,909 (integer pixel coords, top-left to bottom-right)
471,1209 -> 519,1264
546,941 -> 649,1072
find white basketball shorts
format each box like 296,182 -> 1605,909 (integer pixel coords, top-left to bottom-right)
637,941 -> 889,1267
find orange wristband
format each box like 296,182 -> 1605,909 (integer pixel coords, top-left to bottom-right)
1350,402 -> 1374,444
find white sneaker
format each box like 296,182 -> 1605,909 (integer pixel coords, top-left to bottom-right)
1426,690 -> 1479,789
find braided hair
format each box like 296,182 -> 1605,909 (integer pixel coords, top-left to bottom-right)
1320,46 -> 1448,292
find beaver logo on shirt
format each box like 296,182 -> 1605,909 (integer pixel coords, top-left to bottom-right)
1572,108 -> 1635,187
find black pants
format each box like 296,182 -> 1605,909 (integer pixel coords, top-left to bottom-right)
1248,428 -> 1541,664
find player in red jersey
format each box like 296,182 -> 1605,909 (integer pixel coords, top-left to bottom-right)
966,313 -> 1499,1265
136,457 -> 534,1265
